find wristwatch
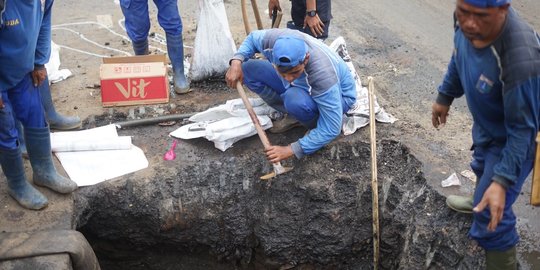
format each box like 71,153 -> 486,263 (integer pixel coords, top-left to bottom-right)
306,10 -> 317,17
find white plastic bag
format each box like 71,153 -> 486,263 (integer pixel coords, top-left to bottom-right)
190,0 -> 236,81
45,41 -> 73,83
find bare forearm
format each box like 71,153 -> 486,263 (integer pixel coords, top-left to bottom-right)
306,0 -> 316,11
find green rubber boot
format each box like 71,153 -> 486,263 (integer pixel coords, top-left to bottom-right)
486,247 -> 517,270
40,77 -> 81,131
25,126 -> 78,194
446,195 -> 473,214
0,147 -> 48,210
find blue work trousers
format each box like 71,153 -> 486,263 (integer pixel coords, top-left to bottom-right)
242,59 -> 329,128
120,0 -> 182,42
469,144 -> 533,251
0,73 -> 46,150
242,59 -> 351,128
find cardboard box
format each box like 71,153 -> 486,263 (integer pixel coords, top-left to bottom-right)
100,55 -> 169,107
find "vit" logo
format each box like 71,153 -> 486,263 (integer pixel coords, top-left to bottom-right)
114,79 -> 151,98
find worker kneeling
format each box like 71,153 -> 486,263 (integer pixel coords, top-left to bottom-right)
226,29 -> 356,163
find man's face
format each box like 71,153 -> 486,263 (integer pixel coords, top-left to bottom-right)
455,0 -> 509,47
277,63 -> 306,83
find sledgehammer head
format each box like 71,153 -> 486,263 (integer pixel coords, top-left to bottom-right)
260,162 -> 293,180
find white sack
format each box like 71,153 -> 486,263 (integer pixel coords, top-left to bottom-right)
190,0 -> 236,81
189,98 -> 276,122
329,36 -> 397,135
170,98 -> 275,151
207,116 -> 272,151
170,115 -> 272,151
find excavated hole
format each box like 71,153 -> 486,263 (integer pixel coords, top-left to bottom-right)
73,132 -> 483,269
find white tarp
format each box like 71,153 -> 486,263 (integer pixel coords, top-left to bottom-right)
52,124 -> 148,186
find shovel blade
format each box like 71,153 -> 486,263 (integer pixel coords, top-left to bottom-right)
259,166 -> 293,180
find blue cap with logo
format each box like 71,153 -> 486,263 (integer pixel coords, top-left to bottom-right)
272,35 -> 308,72
463,0 -> 511,7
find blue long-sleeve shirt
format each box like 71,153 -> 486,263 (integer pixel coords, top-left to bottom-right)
436,8 -> 540,187
0,0 -> 52,91
231,29 -> 357,158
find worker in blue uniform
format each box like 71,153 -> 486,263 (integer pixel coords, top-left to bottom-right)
0,0 -> 78,210
225,29 -> 356,162
432,0 -> 540,268
268,0 -> 332,40
119,0 -> 190,94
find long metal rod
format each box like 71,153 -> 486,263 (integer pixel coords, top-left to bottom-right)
367,76 -> 380,269
114,113 -> 196,129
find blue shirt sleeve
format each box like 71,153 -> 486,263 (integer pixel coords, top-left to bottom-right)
34,0 -> 53,67
437,51 -> 464,106
230,30 -> 267,63
292,84 -> 343,157
493,78 -> 540,186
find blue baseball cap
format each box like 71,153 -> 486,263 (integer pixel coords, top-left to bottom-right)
272,36 -> 308,72
463,0 -> 511,7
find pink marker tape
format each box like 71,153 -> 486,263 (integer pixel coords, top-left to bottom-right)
163,139 -> 178,161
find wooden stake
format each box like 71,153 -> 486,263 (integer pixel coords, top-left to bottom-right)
241,0 -> 251,35
531,133 -> 540,206
250,0 -> 263,30
367,77 -> 380,269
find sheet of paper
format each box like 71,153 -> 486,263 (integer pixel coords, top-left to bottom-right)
52,124 -> 149,186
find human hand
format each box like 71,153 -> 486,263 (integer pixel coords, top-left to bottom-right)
225,60 -> 243,88
304,15 -> 325,37
473,181 -> 506,232
265,145 -> 294,163
431,102 -> 450,129
31,66 -> 47,87
268,0 -> 281,18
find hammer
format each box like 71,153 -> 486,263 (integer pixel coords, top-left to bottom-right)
235,82 -> 293,180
